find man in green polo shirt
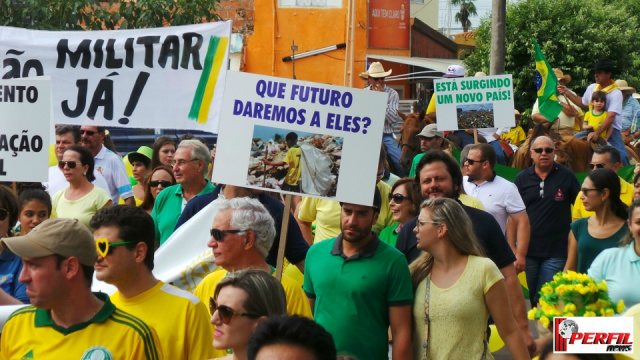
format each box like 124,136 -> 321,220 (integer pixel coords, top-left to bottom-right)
303,187 -> 413,360
152,139 -> 214,245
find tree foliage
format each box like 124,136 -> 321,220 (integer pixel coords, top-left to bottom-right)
464,0 -> 640,114
452,0 -> 478,33
0,0 -> 221,30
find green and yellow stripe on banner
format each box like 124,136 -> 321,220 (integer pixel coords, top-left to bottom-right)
189,36 -> 229,124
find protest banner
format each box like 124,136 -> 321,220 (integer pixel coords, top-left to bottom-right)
0,22 -> 231,132
434,74 -> 515,131
214,71 -> 387,205
0,78 -> 52,182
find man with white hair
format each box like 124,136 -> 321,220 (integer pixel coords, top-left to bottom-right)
366,61 -> 405,177
193,197 -> 312,359
152,139 -> 214,245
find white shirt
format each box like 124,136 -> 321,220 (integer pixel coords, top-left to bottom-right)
44,165 -> 111,198
94,145 -> 134,203
463,174 -> 526,233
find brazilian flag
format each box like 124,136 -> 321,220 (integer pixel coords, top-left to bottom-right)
533,39 -> 563,121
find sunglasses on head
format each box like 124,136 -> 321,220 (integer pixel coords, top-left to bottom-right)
588,163 -> 606,170
95,238 -> 134,258
81,130 -> 96,136
149,180 -> 173,188
210,228 -> 244,241
533,147 -> 554,154
58,161 -> 80,169
389,193 -> 409,204
0,208 -> 8,221
209,297 -> 259,324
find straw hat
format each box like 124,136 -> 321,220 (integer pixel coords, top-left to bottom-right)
474,71 -> 487,77
358,71 -> 369,80
367,62 -> 392,78
615,79 -> 636,93
553,68 -> 571,84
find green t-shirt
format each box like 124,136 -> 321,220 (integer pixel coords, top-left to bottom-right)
409,153 -> 424,178
152,180 -> 215,245
378,222 -> 400,247
303,235 -> 413,360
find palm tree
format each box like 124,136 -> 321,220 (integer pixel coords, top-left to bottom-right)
451,0 -> 478,32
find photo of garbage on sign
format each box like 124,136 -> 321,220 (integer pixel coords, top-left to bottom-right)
456,103 -> 495,129
246,125 -> 343,197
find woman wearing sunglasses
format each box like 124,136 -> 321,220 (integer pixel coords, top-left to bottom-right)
565,168 -> 628,273
52,146 -> 112,228
410,198 -> 529,360
140,166 -> 176,215
379,178 -> 421,247
211,269 -> 287,360
0,185 -> 29,304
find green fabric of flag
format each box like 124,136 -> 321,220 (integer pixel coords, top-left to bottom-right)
533,39 -> 564,121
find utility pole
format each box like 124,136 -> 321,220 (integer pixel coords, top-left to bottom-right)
489,0 -> 506,75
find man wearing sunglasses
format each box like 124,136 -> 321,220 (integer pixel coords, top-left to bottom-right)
463,143 -> 530,274
44,125 -> 110,198
0,218 -> 162,359
79,125 -> 135,205
92,205 -> 214,360
395,149 -> 536,355
304,188 -> 413,360
193,197 -> 312,359
514,136 -> 580,311
572,146 -> 633,221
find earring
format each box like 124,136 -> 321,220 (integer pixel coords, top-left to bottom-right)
83,172 -> 87,176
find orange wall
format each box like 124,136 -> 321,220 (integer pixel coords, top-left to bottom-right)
246,1 -> 410,93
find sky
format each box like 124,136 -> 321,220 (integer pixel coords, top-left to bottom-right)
437,0 -> 492,33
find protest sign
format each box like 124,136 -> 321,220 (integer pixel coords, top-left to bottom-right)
214,71 -> 387,205
434,74 -> 515,131
0,22 -> 231,132
0,78 -> 51,182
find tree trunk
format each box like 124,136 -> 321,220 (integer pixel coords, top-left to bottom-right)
489,0 -> 506,75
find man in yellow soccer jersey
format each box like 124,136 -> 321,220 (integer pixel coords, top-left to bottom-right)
0,218 -> 162,360
92,205 -> 214,360
264,132 -> 302,193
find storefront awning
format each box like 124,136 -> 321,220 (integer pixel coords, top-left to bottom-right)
366,55 -> 464,81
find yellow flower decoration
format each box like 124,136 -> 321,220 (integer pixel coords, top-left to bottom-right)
556,284 -> 567,295
584,311 -> 596,317
527,308 -> 537,320
540,316 -> 550,328
617,300 -> 625,314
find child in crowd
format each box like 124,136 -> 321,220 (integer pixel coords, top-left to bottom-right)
576,90 -> 609,139
264,132 -> 302,193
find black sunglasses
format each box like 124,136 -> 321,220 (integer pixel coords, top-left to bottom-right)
81,130 -> 96,136
58,161 -> 80,169
209,297 -> 260,324
389,193 -> 409,204
588,163 -> 606,170
149,180 -> 173,188
210,228 -> 244,241
0,208 -> 8,221
466,158 -> 485,165
533,147 -> 554,154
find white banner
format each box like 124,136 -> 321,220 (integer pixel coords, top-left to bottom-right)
434,74 -> 515,131
0,23 -> 231,132
0,77 -> 52,182
213,71 -> 387,205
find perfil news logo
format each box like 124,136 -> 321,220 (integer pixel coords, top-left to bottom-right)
553,317 -> 634,353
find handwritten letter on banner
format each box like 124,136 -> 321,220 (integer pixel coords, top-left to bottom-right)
0,22 -> 231,132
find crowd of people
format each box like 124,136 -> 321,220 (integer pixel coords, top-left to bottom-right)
0,59 -> 639,360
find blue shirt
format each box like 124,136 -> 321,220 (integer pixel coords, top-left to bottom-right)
621,96 -> 640,131
0,250 -> 28,303
588,241 -> 640,308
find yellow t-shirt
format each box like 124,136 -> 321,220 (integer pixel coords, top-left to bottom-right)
110,281 -> 215,360
412,256 -> 503,360
297,181 -> 395,242
584,110 -> 608,138
572,177 -> 633,221
1,294 -> 162,360
52,186 -> 111,228
459,193 -> 485,210
194,268 -> 313,359
283,145 -> 302,186
500,126 -> 527,145
427,93 -> 437,115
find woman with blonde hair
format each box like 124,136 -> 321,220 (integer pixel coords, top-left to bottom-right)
211,269 -> 287,360
410,197 -> 529,360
